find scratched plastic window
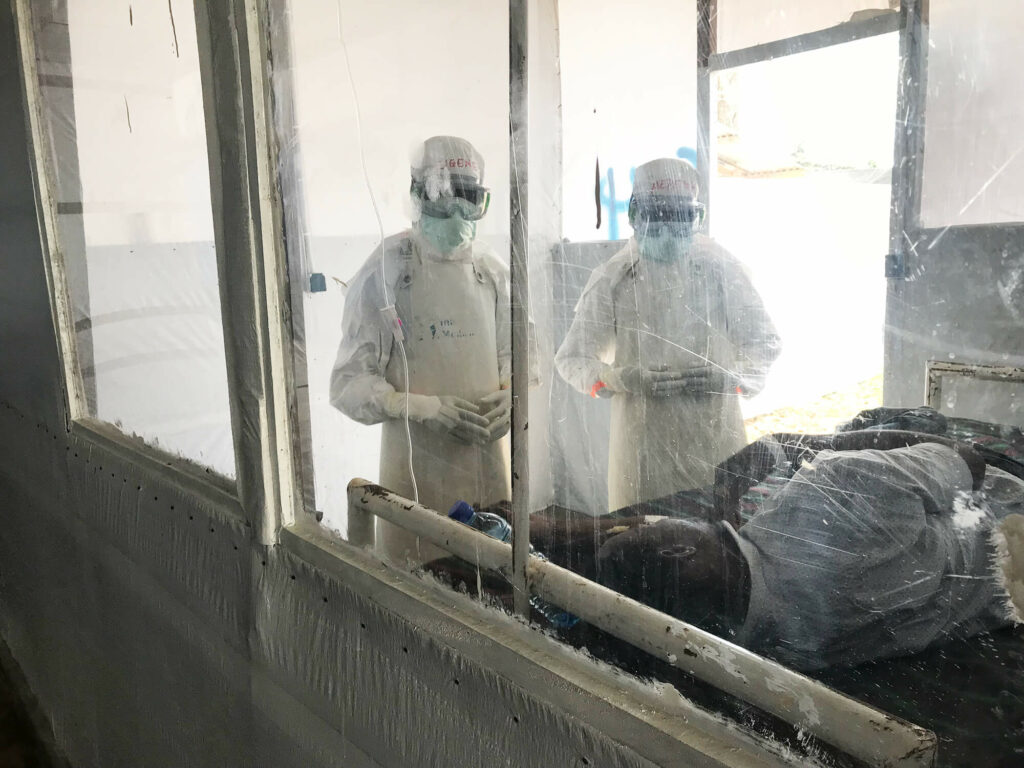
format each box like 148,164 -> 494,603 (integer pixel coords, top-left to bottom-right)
267,0 -> 512,545
268,1 -> 1024,764
540,2 -> 1024,767
29,0 -> 235,477
920,0 -> 1024,227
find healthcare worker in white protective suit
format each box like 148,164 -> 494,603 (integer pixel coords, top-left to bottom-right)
555,158 -> 781,510
331,136 -> 513,565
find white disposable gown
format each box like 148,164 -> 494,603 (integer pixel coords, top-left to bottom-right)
555,234 -> 781,511
331,230 -> 511,564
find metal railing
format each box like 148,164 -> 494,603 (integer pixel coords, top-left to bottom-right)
347,478 -> 936,768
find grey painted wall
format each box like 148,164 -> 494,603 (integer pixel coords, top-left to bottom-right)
0,9 -> 63,419
885,225 -> 1024,425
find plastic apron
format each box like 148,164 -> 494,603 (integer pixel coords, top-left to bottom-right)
378,250 -> 511,565
607,250 -> 747,510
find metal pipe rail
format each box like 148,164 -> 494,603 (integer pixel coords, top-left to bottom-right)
347,479 -> 936,768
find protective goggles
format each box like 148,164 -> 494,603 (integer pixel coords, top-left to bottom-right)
628,195 -> 706,228
411,179 -> 491,221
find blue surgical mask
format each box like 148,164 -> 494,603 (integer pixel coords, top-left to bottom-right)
419,213 -> 477,255
636,222 -> 693,262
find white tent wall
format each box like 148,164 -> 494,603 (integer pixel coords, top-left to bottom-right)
0,3 -> 788,767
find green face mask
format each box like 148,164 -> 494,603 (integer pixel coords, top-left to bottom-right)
636,222 -> 693,262
419,213 -> 477,255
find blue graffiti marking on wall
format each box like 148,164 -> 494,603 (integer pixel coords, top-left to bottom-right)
598,166 -> 633,241
676,146 -> 698,166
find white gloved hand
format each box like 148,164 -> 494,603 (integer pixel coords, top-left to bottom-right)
601,365 -> 741,398
732,372 -> 766,397
676,366 -> 764,397
386,393 -> 491,444
667,365 -> 733,396
601,365 -> 694,398
478,388 -> 512,442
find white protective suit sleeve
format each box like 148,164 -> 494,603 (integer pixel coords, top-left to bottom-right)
329,237 -> 406,425
553,248 -> 628,395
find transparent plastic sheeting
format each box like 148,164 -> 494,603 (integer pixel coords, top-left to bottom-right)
603,440 -> 1024,667
710,34 -> 896,425
920,0 -> 1024,227
31,0 -> 235,477
551,32 -> 899,516
716,0 -> 898,53
265,0 -> 1024,763
268,0 -> 514,536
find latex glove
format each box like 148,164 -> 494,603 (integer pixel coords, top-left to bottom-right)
599,365 -> 745,398
600,365 -> 695,398
386,393 -> 491,444
669,366 -> 734,396
478,388 -> 512,442
674,366 -> 764,397
732,373 -> 766,397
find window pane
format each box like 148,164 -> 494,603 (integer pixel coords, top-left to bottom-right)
920,0 -> 1024,226
717,0 -> 897,52
31,0 -> 235,476
547,12 -> 1024,762
269,0 -> 510,539
711,34 -> 897,436
270,2 -> 1024,763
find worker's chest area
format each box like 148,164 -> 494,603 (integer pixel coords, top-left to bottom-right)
395,259 -> 496,348
613,259 -> 731,367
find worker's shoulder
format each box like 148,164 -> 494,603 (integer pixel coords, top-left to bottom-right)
569,243 -> 639,310
588,242 -> 639,290
471,240 -> 510,276
348,232 -> 415,289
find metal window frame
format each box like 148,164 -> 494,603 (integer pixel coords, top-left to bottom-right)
709,11 -> 902,71
193,0 -> 300,543
890,0 -> 1024,243
254,0 -> 319,521
9,0 -> 86,432
252,0 -> 934,759
696,0 -> 908,223
253,1 -> 937,760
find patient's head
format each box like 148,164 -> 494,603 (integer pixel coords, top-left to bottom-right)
597,519 -> 744,635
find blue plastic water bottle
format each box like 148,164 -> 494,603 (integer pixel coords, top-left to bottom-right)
447,501 -> 579,630
448,500 -> 512,542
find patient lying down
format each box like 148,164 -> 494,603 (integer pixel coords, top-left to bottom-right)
597,439 -> 1024,671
